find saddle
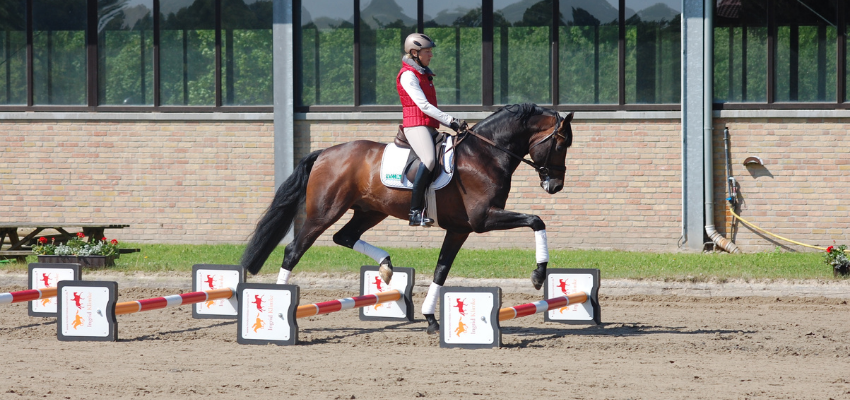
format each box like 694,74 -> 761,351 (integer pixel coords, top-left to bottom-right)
394,125 -> 451,183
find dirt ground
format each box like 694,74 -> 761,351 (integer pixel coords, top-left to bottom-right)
1,276 -> 849,400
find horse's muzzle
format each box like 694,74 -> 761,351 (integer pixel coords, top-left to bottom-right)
540,178 -> 563,194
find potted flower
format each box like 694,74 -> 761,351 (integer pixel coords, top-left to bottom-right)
32,232 -> 120,268
824,244 -> 849,277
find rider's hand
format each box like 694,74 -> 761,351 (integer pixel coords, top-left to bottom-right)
450,118 -> 468,133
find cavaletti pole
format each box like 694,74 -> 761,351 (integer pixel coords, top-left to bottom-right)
0,287 -> 58,304
295,290 -> 401,319
114,288 -> 234,315
498,292 -> 589,321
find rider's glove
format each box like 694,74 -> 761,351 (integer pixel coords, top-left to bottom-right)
449,118 -> 468,133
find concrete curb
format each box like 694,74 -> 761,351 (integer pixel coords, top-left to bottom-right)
2,271 -> 848,299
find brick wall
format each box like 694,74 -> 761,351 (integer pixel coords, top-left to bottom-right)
1,120 -> 274,244
295,117 -> 683,251
712,118 -> 850,252
5,116 -> 843,253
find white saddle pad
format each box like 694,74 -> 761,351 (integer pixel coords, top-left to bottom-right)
380,136 -> 454,190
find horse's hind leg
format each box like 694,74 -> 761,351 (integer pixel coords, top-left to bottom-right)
276,207 -> 350,284
332,209 -> 392,283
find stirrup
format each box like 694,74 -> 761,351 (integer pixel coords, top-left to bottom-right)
409,210 -> 434,227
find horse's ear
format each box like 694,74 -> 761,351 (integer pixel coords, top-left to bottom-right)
564,112 -> 574,123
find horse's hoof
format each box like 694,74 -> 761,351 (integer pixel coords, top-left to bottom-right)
531,262 -> 547,290
425,314 -> 440,335
379,262 -> 393,285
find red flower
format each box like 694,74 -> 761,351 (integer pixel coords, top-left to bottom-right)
111,239 -> 118,245
38,237 -> 47,244
827,246 -> 834,253
102,237 -> 107,241
76,232 -> 85,238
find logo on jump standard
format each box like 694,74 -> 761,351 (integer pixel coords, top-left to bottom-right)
452,297 -> 476,337
556,278 -> 579,313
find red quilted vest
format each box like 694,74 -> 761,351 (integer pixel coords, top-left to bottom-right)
397,62 -> 440,128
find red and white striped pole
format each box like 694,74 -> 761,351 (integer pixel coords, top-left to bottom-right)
296,289 -> 401,319
0,287 -> 58,305
498,291 -> 589,321
114,288 -> 234,315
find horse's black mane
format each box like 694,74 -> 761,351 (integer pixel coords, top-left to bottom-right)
474,103 -> 555,133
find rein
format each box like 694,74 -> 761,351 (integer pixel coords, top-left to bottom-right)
457,113 -> 566,175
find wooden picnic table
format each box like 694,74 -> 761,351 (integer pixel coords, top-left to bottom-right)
0,223 -> 133,261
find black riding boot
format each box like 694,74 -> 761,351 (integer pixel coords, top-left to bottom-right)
409,163 -> 434,227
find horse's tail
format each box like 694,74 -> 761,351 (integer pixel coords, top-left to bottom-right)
242,150 -> 323,275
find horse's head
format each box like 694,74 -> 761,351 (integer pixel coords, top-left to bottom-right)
527,111 -> 573,194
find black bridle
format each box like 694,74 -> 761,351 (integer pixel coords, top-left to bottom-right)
460,113 -> 567,179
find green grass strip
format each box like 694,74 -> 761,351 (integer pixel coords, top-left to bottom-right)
2,243 -> 842,282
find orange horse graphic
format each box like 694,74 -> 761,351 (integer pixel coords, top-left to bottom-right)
251,295 -> 265,312
251,316 -> 265,333
72,311 -> 84,329
41,298 -> 52,307
454,319 -> 467,336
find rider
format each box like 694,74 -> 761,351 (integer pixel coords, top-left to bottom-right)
397,32 -> 467,227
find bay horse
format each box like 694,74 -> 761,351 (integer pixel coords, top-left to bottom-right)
242,103 -> 573,333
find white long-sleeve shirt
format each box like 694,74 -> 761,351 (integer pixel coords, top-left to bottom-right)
399,70 -> 454,127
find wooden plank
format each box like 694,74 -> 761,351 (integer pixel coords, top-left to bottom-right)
0,223 -> 130,228
0,250 -> 33,256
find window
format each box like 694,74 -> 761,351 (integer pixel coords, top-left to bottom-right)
160,0 -> 216,106
558,0 -> 618,104
774,0 -> 836,102
714,0 -> 768,102
493,0 -> 550,105
298,0 -> 354,106
33,0 -> 87,105
714,0 -> 847,107
222,0 -> 273,106
625,0 -> 680,104
98,0 -> 154,106
0,0 -> 26,105
425,0 -> 482,105
359,0 -> 416,105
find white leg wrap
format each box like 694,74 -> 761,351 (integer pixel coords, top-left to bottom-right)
421,282 -> 441,315
276,269 -> 292,285
353,240 -> 390,265
535,230 -> 549,264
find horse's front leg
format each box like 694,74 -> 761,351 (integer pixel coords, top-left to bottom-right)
476,208 -> 549,290
423,230 -> 470,335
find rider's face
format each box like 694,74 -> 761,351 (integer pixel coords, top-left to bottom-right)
415,48 -> 433,67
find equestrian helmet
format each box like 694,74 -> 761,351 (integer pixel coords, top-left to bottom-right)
404,33 -> 436,55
